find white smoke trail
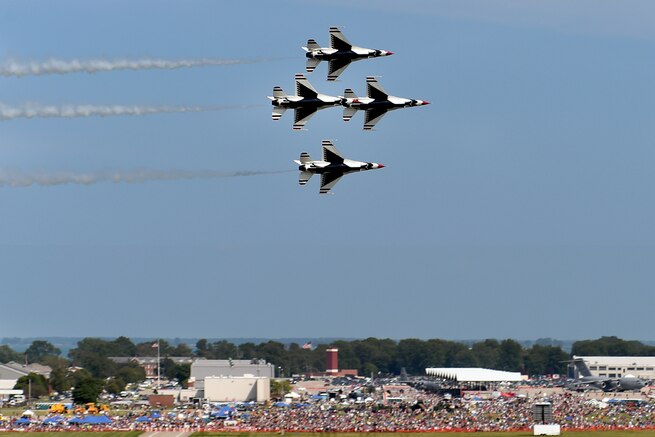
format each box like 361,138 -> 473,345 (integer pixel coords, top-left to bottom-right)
0,169 -> 292,187
0,57 -> 278,77
0,103 -> 259,121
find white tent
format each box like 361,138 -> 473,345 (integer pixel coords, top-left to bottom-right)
425,368 -> 522,382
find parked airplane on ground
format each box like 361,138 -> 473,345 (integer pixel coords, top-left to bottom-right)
294,140 -> 384,194
302,27 -> 393,81
341,76 -> 429,130
569,358 -> 647,392
268,74 -> 341,130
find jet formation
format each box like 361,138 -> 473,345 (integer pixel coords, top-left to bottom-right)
269,27 -> 429,193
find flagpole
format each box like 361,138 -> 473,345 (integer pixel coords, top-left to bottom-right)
157,339 -> 160,391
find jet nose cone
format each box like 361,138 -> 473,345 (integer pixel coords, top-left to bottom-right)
385,51 -> 393,56
421,100 -> 430,105
378,164 -> 385,168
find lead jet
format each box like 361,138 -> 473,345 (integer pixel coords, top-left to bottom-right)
268,74 -> 341,130
341,76 -> 429,130
294,140 -> 384,194
302,27 -> 393,81
568,358 -> 647,392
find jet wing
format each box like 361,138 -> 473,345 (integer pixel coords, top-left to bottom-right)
329,27 -> 352,51
295,74 -> 318,98
327,58 -> 351,81
322,140 -> 344,163
293,107 -> 318,130
320,172 -> 343,194
366,76 -> 389,100
363,108 -> 387,130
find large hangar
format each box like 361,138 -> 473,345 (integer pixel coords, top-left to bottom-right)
425,368 -> 523,382
204,376 -> 270,402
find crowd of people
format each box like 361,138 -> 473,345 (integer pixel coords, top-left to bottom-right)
1,389 -> 655,432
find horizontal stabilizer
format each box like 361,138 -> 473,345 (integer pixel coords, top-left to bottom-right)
273,86 -> 285,99
343,107 -> 357,122
305,39 -> 320,51
299,171 -> 313,185
306,57 -> 321,73
343,88 -> 358,99
272,107 -> 286,121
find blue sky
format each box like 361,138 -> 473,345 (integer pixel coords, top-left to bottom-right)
1,1 -> 654,340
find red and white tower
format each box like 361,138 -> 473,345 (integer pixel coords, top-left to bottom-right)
326,348 -> 339,374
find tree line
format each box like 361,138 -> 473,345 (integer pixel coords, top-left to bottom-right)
4,335 -> 653,403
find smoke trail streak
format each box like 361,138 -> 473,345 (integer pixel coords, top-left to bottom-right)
0,103 -> 260,121
0,169 -> 293,187
0,57 -> 279,77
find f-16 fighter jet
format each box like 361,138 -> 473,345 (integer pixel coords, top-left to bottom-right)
294,140 -> 384,194
268,73 -> 341,130
341,76 -> 429,130
302,27 -> 393,81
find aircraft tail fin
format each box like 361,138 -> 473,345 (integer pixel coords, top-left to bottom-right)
273,86 -> 286,99
304,39 -> 320,51
299,171 -> 313,186
306,57 -> 321,73
572,358 -> 593,377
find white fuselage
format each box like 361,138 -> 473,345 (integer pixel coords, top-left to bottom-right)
294,159 -> 383,174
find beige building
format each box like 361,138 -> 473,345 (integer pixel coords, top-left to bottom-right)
573,355 -> 655,379
203,376 -> 270,402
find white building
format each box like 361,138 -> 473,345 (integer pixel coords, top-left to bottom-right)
573,355 -> 655,379
204,376 -> 270,402
191,359 -> 274,390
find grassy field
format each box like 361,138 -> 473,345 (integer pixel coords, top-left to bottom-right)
193,432 -> 655,437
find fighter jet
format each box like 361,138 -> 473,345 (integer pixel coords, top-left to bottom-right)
341,76 -> 429,130
302,27 -> 393,81
569,358 -> 647,392
294,140 -> 384,194
268,74 -> 341,130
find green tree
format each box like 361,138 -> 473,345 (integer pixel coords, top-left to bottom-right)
524,345 -> 568,375
48,368 -> 73,394
116,362 -> 146,384
162,359 -> 190,387
14,373 -> 49,398
498,339 -> 523,371
471,339 -> 501,369
0,345 -> 25,363
72,377 -> 104,404
25,340 -> 61,363
270,379 -> 292,399
105,377 -> 126,395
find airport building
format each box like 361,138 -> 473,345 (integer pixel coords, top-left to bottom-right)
203,376 -> 270,402
191,359 -> 275,386
571,356 -> 655,380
